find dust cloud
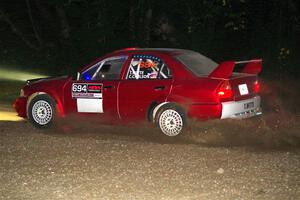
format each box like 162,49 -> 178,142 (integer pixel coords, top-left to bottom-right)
48,80 -> 300,149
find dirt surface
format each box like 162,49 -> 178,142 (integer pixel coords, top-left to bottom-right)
1,119 -> 300,200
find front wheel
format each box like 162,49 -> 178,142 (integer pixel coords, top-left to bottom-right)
155,104 -> 186,136
28,94 -> 56,128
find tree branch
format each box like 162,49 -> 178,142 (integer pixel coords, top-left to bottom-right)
55,5 -> 70,40
0,9 -> 39,50
26,0 -> 43,46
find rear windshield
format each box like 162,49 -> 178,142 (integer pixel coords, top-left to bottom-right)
175,51 -> 218,76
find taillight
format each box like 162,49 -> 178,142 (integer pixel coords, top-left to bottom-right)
217,80 -> 233,102
254,80 -> 260,93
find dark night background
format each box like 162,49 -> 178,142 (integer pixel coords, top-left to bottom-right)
1,2 -> 300,198
0,0 -> 299,79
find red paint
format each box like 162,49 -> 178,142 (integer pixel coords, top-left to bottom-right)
118,79 -> 173,120
209,61 -> 235,79
229,74 -> 258,101
242,59 -> 262,74
13,48 -> 262,124
13,97 -> 27,117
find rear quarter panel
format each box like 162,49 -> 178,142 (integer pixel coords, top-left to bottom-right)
167,78 -> 223,119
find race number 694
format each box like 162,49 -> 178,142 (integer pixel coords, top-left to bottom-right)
72,84 -> 87,93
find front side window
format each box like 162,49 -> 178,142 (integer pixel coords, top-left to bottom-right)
81,62 -> 101,81
80,56 -> 127,81
126,55 -> 172,80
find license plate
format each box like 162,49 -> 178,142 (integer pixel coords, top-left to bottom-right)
238,84 -> 249,95
244,102 -> 254,109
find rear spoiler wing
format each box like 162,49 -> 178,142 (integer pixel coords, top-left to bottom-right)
209,59 -> 262,79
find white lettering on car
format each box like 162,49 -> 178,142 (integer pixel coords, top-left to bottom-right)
72,83 -> 103,113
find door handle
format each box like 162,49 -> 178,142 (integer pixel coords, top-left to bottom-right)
154,86 -> 165,91
104,85 -> 113,89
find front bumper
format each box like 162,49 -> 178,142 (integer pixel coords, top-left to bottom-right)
13,97 -> 27,118
221,96 -> 262,119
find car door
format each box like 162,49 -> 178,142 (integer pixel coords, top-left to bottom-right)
64,55 -> 128,121
118,54 -> 173,121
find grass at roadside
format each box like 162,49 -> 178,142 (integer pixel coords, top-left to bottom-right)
0,80 -> 25,106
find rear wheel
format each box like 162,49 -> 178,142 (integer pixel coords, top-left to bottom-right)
155,104 -> 186,136
28,95 -> 55,128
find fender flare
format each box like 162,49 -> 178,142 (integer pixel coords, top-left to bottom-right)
26,92 -> 65,117
26,92 -> 46,113
151,102 -> 169,122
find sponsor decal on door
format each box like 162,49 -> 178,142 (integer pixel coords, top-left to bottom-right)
72,83 -> 103,113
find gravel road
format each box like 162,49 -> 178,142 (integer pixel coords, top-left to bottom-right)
1,119 -> 300,200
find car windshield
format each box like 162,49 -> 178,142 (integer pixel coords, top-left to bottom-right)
175,51 -> 218,76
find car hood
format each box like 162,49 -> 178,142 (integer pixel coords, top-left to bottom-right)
26,75 -> 69,85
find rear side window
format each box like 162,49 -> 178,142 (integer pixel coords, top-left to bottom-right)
175,51 -> 218,76
126,55 -> 172,80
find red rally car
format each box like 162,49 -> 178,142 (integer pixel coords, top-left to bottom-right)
14,48 -> 262,136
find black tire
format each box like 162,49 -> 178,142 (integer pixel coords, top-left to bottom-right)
155,103 -> 186,136
28,94 -> 56,128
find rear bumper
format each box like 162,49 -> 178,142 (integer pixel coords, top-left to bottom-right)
13,97 -> 27,118
221,96 -> 262,119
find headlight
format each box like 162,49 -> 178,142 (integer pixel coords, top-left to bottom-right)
20,89 -> 25,97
